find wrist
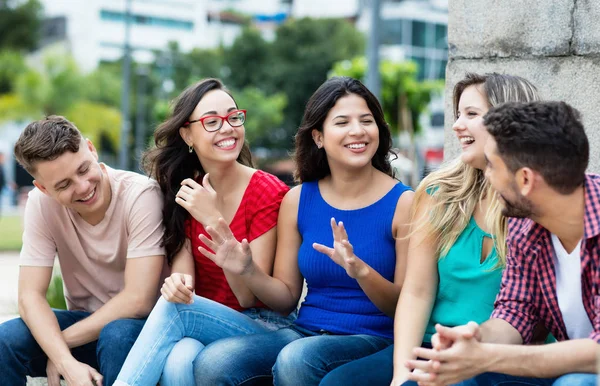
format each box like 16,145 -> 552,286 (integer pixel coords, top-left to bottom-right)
55,355 -> 78,374
355,259 -> 370,279
479,343 -> 499,374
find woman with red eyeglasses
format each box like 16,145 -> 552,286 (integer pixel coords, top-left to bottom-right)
114,78 -> 296,386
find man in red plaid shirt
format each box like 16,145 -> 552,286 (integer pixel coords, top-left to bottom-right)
406,101 -> 598,386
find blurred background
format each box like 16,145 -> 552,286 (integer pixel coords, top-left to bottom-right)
0,0 -> 448,254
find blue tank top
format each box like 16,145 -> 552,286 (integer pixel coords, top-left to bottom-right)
294,180 -> 412,339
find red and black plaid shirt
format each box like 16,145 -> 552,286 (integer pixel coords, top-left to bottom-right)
491,174 -> 600,343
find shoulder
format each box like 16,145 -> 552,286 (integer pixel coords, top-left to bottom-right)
109,166 -> 162,202
251,170 -> 290,194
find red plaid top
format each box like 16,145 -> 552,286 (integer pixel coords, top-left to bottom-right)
491,174 -> 600,343
185,170 -> 289,311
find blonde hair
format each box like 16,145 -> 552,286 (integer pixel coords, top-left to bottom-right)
413,73 -> 541,266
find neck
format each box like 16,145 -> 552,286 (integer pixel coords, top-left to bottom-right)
325,163 -> 378,198
532,185 -> 585,247
202,160 -> 247,194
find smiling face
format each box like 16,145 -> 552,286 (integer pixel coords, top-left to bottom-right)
453,84 -> 491,171
484,137 -> 534,218
179,89 -> 245,166
312,93 -> 379,172
33,139 -> 111,222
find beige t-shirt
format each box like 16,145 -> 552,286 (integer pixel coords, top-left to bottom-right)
20,165 -> 166,312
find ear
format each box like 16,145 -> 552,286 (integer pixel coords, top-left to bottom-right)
311,129 -> 323,149
179,127 -> 192,147
33,180 -> 49,196
86,138 -> 99,160
515,167 -> 536,196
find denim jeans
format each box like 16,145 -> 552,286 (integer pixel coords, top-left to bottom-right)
320,343 -> 394,385
0,310 -> 145,386
444,372 -> 597,386
114,295 -> 295,386
192,324 -> 393,386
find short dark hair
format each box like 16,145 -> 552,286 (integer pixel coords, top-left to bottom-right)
293,76 -> 393,182
484,101 -> 588,194
14,116 -> 83,175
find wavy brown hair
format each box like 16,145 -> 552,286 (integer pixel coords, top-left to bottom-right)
143,78 -> 254,264
293,76 -> 393,183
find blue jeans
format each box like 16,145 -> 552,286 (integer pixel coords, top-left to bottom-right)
320,344 -> 393,385
193,324 -> 393,386
445,372 -> 597,386
114,295 -> 295,386
0,310 -> 145,386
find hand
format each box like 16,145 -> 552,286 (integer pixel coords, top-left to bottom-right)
55,358 -> 104,386
161,272 -> 194,304
431,322 -> 482,350
312,217 -> 369,279
46,359 -> 62,386
175,174 -> 221,226
198,218 -> 254,276
405,324 -> 485,386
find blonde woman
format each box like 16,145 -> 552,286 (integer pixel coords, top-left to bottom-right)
318,73 -> 540,386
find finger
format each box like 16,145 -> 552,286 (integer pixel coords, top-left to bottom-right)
173,277 -> 193,297
204,226 -> 226,246
198,246 -> 217,263
91,369 -> 104,386
341,239 -> 354,254
329,217 -> 340,241
405,359 -> 440,373
198,234 -> 218,251
202,173 -> 216,194
183,274 -> 194,289
161,283 -> 190,304
338,221 -> 349,241
47,373 -> 61,386
175,189 -> 191,202
178,185 -> 194,196
181,178 -> 201,189
312,243 -> 334,257
435,323 -> 475,340
241,239 -> 251,255
406,369 -> 437,383
174,195 -> 189,209
412,347 -> 441,362
216,218 -> 235,239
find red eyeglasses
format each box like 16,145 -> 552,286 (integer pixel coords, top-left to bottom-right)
184,110 -> 246,132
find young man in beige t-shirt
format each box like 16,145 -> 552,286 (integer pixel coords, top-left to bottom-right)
0,116 -> 166,386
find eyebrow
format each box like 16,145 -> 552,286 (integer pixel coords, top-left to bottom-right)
200,107 -> 238,117
53,161 -> 90,189
333,113 -> 374,120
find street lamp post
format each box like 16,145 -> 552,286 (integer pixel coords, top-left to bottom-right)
366,0 -> 381,101
119,0 -> 132,170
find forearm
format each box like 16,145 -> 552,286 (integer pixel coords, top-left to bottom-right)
19,293 -> 74,365
224,270 -> 257,308
62,290 -> 155,348
480,318 -> 523,344
356,263 -> 401,318
482,339 -> 597,377
392,291 -> 436,379
241,260 -> 299,314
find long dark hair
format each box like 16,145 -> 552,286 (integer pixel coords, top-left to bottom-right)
293,76 -> 393,183
143,78 -> 253,264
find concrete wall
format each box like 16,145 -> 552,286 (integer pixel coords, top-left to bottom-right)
445,0 -> 600,172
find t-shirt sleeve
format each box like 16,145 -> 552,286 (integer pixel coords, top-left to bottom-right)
126,183 -> 166,258
19,190 -> 57,267
247,174 -> 289,242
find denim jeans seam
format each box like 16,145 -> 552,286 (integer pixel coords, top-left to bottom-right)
127,313 -> 183,384
237,373 -> 274,385
178,309 -> 261,336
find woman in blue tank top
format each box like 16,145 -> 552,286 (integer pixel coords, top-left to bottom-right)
319,73 -> 541,386
187,76 -> 414,385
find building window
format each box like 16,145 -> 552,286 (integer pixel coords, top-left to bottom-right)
100,10 -> 194,31
411,20 -> 426,48
435,23 -> 447,49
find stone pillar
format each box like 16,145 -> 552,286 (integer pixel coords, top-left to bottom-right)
445,0 -> 600,172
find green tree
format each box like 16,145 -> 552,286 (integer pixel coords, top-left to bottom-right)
0,50 -> 27,93
224,27 -> 272,90
0,0 -> 42,51
234,86 -> 287,147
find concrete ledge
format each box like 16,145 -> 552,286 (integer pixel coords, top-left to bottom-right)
573,0 -> 600,55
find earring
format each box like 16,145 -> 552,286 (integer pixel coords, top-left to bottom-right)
317,143 -> 322,149
189,145 -> 193,153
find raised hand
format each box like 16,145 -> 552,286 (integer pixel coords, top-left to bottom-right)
198,218 -> 254,276
313,217 -> 369,279
175,174 -> 222,226
161,272 -> 194,304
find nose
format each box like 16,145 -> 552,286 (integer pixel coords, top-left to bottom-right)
74,177 -> 90,196
219,119 -> 234,133
452,116 -> 466,132
349,119 -> 366,136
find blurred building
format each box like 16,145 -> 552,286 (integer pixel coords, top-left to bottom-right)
37,0 -> 292,72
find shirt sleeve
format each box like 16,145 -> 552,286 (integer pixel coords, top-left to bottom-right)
126,183 -> 166,259
490,235 -> 540,344
589,265 -> 600,343
247,175 -> 289,242
19,190 -> 57,267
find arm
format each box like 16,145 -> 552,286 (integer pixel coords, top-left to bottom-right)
162,239 -> 196,304
352,190 -> 414,317
391,193 -> 440,384
61,254 -> 164,347
200,186 -> 305,314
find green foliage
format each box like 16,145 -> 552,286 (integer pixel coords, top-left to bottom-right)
46,274 -> 67,310
331,56 -> 443,134
0,215 -> 23,251
0,50 -> 26,93
224,27 -> 272,90
0,0 -> 42,51
64,101 -> 122,152
234,87 -> 287,147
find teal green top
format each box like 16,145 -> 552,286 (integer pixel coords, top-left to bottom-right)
423,216 -> 503,343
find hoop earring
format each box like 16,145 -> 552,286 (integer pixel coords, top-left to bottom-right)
189,145 -> 193,153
